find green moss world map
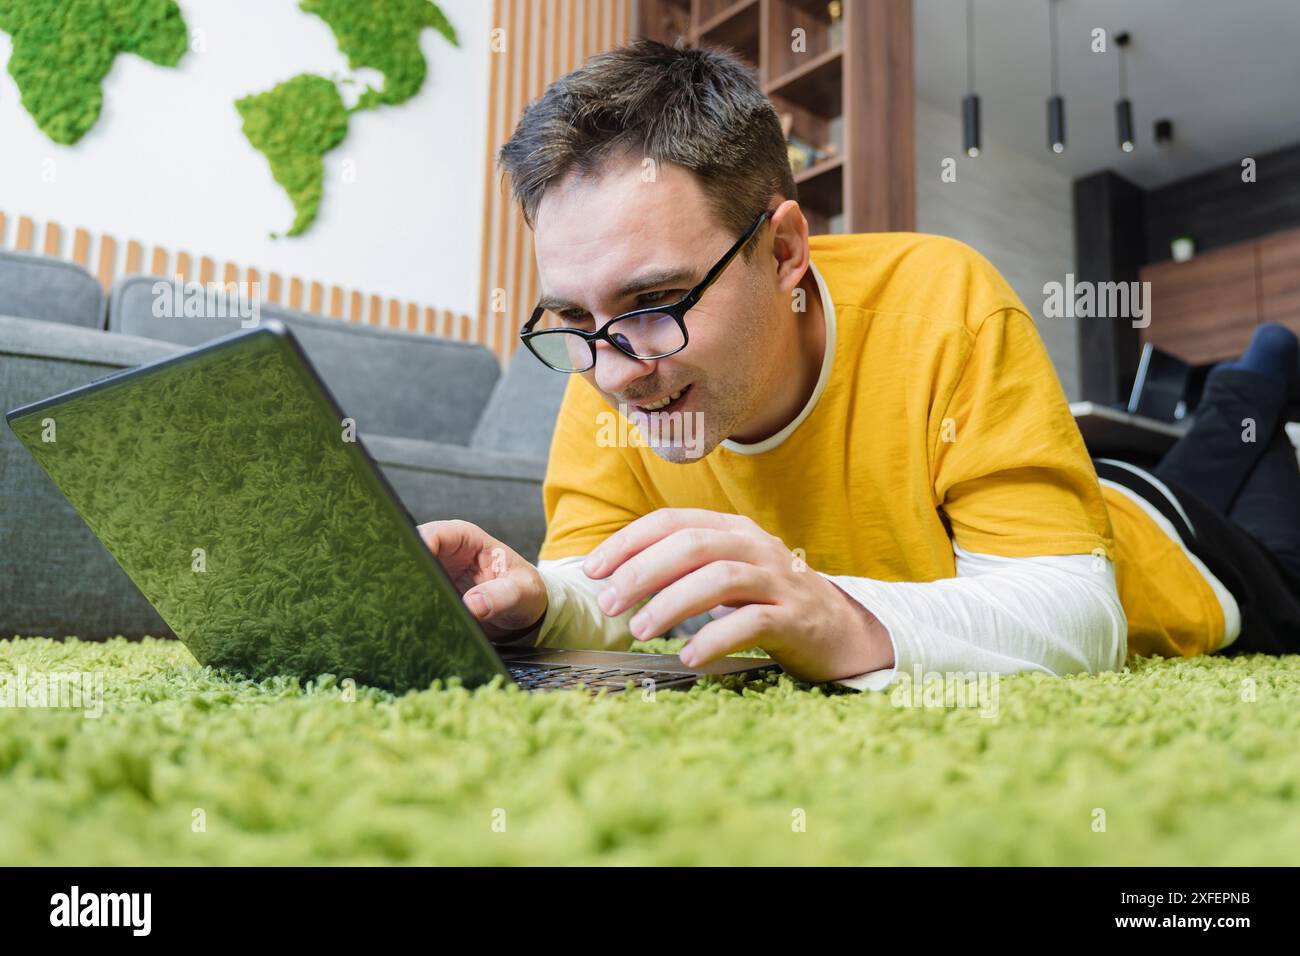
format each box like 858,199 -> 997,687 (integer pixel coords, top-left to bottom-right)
0,0 -> 458,236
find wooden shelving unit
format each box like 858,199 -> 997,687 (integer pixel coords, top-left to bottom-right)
636,0 -> 915,235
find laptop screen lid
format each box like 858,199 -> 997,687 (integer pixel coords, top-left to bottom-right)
6,322 -> 508,693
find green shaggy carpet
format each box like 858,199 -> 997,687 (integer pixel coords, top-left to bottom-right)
2,636 -> 1298,866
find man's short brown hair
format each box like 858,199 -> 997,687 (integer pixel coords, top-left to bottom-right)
498,39 -> 796,247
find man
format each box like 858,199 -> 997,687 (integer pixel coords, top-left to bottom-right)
420,41 -> 1300,689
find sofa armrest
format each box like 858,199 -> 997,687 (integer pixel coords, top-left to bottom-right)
363,433 -> 549,562
2,314 -> 183,638
2,312 -> 184,367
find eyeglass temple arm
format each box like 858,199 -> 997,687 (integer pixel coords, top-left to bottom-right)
520,305 -> 544,335
680,209 -> 773,308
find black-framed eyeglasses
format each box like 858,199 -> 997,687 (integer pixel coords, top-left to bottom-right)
520,208 -> 774,373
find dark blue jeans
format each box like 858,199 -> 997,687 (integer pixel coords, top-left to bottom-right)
1155,367 -> 1300,577
1151,366 -> 1300,653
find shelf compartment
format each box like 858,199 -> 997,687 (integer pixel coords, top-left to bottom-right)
767,0 -> 842,78
765,47 -> 842,119
793,155 -> 844,220
694,0 -> 761,66
638,0 -> 692,47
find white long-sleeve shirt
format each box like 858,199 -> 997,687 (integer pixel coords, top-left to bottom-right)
525,543 -> 1129,691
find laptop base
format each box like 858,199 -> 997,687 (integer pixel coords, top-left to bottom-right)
498,647 -> 777,694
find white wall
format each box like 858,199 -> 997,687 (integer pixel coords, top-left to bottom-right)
914,96 -> 1081,399
0,0 -> 489,316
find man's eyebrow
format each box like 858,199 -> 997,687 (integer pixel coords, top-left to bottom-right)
537,268 -> 696,313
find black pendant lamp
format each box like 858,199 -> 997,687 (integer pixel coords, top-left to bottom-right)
1115,32 -> 1135,152
1046,0 -> 1065,153
962,0 -> 980,157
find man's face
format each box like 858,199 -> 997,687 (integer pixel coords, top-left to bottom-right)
533,156 -> 783,462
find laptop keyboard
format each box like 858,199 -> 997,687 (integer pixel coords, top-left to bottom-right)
505,662 -> 690,693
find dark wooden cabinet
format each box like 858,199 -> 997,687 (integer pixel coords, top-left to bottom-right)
1260,228 -> 1300,337
1140,243 -> 1260,365
1139,225 -> 1300,365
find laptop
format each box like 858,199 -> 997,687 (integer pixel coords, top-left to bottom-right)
6,321 -> 777,696
1127,342 -> 1193,423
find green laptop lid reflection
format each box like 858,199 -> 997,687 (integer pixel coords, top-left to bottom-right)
7,324 -> 506,693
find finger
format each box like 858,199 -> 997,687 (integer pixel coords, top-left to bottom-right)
419,521 -> 511,594
599,527 -> 762,616
584,508 -> 749,579
626,560 -> 773,642
463,574 -> 537,632
417,519 -> 484,560
678,604 -> 777,668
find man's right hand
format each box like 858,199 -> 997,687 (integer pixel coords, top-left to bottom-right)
416,520 -> 548,642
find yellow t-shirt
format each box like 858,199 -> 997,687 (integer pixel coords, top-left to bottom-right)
538,232 -> 1223,658
1102,488 -> 1224,657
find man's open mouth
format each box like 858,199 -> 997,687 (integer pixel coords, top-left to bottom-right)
632,384 -> 692,414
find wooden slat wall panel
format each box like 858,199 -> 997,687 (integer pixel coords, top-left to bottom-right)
44,222 -> 62,257
97,235 -> 115,289
0,207 -> 477,355
478,0 -> 632,366
124,239 -> 142,273
74,230 -> 92,268
505,0 -> 534,358
476,0 -> 507,359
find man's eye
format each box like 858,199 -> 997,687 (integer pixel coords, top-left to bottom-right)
559,311 -> 591,326
638,290 -> 680,306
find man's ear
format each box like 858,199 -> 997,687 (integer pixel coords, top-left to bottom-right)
769,199 -> 811,297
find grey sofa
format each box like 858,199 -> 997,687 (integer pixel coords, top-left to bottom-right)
2,262 -> 568,640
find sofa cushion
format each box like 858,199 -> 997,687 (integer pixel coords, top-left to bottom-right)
470,342 -> 569,459
364,433 -> 548,561
108,276 -> 501,446
0,249 -> 106,329
1,314 -> 182,638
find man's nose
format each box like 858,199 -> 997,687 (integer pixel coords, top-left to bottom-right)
590,340 -> 655,396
